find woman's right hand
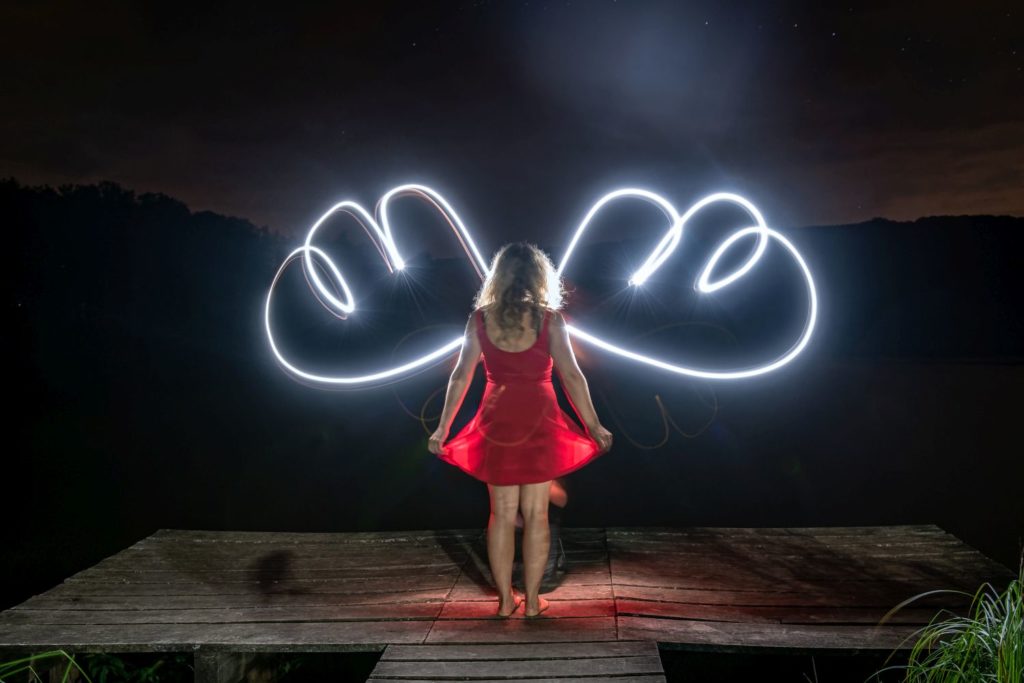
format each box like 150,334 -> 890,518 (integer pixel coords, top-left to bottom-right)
427,426 -> 449,455
589,423 -> 614,453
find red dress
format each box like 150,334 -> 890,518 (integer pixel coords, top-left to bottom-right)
437,307 -> 605,485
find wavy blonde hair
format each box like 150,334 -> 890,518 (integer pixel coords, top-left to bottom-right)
472,241 -> 566,342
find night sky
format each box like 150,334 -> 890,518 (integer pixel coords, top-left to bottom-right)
2,1 -> 1021,248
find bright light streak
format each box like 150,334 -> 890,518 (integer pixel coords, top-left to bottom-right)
264,185 -> 818,385
564,226 -> 817,379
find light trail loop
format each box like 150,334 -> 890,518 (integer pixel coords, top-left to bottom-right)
265,185 -> 818,385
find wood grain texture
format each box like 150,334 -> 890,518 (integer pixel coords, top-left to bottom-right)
0,525 -> 1012,659
369,640 -> 666,682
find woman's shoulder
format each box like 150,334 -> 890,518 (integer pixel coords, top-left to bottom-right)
542,307 -> 566,335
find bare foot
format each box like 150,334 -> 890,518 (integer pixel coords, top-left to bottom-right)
524,595 -> 550,617
497,590 -> 524,617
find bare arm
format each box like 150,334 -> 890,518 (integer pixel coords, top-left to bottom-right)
548,310 -> 601,432
435,312 -> 483,436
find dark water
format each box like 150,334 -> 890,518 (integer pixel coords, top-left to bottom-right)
658,648 -> 910,683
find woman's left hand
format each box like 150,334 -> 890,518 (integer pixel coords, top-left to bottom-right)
427,426 -> 449,455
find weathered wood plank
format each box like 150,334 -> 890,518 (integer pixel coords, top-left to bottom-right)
611,584 -> 972,608
438,599 -> 615,619
617,615 -> 923,651
608,549 -> 995,568
608,561 -> 997,585
109,538 -> 476,552
616,579 -> 979,597
608,534 -> 983,555
39,574 -> 460,598
606,539 -> 964,552
76,546 -> 602,577
382,640 -> 656,659
606,525 -> 947,538
370,639 -> 665,682
144,527 -> 600,546
148,528 -> 484,543
368,678 -> 665,683
608,573 -> 988,597
453,562 -> 610,585
370,654 -> 665,678
0,620 -> 430,649
449,582 -> 615,601
90,553 -> 470,570
424,617 -> 619,643
11,588 -> 455,611
613,598 -> 958,625
0,602 -> 443,625
62,566 -> 463,583
63,565 -> 464,583
607,539 -> 981,555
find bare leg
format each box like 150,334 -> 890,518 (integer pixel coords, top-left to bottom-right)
519,480 -> 552,616
487,483 -> 522,616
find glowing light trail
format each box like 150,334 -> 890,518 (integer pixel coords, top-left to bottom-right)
556,190 -> 816,379
264,184 -> 818,385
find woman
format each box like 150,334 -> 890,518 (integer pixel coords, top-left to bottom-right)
426,241 -> 614,618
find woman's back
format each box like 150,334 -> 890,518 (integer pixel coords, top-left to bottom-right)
476,306 -> 553,385
479,305 -> 546,352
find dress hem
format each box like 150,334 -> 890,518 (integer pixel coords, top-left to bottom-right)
436,306 -> 606,485
435,443 -> 609,486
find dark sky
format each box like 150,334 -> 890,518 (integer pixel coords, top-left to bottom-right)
2,1 -> 1021,246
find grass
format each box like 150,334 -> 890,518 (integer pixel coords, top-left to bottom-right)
0,650 -> 91,682
0,650 -> 384,682
0,650 -> 196,682
869,552 -> 1023,683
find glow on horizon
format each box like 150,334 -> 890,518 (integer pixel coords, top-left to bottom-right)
264,184 -> 818,385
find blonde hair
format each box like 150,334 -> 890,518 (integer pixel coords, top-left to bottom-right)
472,241 -> 566,341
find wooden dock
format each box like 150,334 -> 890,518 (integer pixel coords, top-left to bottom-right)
0,525 -> 1013,681
368,641 -> 666,682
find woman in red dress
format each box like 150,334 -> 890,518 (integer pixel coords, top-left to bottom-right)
427,242 -> 614,618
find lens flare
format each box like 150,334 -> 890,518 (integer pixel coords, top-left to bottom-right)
264,185 -> 817,385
